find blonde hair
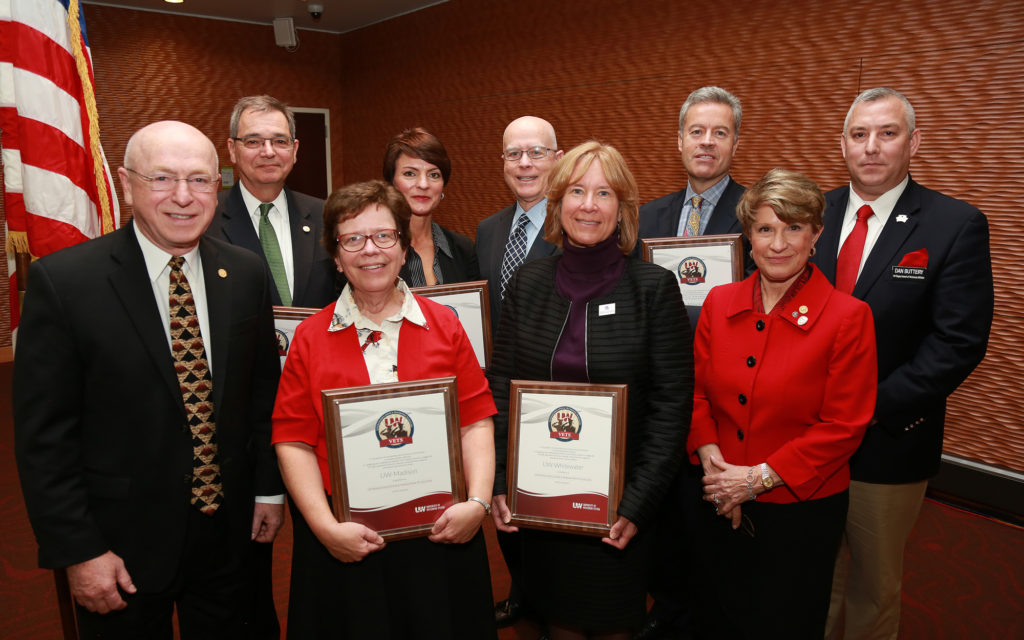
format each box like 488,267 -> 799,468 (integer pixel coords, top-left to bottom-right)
736,168 -> 825,236
544,141 -> 639,254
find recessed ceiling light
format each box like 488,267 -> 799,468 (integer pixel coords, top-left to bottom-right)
164,0 -> 184,4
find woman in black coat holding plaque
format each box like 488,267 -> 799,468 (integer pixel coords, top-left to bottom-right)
488,141 -> 693,639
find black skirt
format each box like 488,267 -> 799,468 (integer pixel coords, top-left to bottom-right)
285,500 -> 498,639
519,526 -> 654,631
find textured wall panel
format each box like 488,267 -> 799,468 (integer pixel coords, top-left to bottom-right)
338,0 -> 1024,473
2,0 -> 1021,475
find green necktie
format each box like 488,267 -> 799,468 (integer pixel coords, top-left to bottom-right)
258,203 -> 292,306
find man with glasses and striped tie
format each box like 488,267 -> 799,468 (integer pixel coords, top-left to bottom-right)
475,115 -> 562,629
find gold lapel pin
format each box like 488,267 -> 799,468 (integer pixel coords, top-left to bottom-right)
302,225 -> 311,233
218,268 -> 228,278
799,305 -> 808,314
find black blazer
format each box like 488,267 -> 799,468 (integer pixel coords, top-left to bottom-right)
811,178 -> 993,483
207,184 -> 338,308
488,256 -> 693,528
14,224 -> 283,589
399,223 -> 480,285
475,204 -> 559,336
637,178 -> 753,330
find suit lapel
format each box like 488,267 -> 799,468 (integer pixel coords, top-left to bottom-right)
704,179 -> 744,235
285,187 -> 314,305
199,238 -> 230,409
107,224 -> 184,411
221,185 -> 264,256
853,180 -> 921,298
815,187 -> 849,282
662,190 -> 687,237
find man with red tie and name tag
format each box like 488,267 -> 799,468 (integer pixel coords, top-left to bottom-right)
14,121 -> 284,639
812,88 -> 993,640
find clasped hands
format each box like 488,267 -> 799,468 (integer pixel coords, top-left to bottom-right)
697,444 -> 766,530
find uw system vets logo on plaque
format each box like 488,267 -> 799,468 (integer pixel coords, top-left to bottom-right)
549,406 -> 582,442
274,328 -> 290,357
376,410 -> 414,448
677,257 -> 707,285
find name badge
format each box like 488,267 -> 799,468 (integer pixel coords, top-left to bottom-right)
598,303 -> 616,316
892,266 -> 926,281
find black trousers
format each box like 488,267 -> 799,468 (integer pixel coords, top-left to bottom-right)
694,490 -> 849,640
76,505 -> 249,640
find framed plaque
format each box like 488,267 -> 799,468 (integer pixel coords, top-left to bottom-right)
322,377 -> 465,541
641,233 -> 745,309
411,280 -> 492,369
506,380 -> 628,536
273,305 -> 321,369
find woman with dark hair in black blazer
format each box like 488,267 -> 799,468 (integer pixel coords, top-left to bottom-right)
488,140 -> 692,639
383,127 -> 479,285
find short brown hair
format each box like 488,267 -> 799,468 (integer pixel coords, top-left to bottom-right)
736,168 -> 825,236
229,95 -> 295,138
382,127 -> 452,186
322,180 -> 412,255
544,141 -> 639,254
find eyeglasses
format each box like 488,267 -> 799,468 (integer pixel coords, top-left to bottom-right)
124,168 -> 220,193
232,136 -> 295,150
502,146 -> 555,162
336,229 -> 401,252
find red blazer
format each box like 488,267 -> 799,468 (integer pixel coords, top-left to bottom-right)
687,266 -> 877,503
272,295 -> 497,492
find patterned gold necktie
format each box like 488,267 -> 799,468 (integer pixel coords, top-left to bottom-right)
686,195 -> 704,237
169,256 -> 223,515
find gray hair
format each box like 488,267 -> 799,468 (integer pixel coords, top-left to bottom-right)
229,95 -> 296,138
843,87 -> 916,134
678,86 -> 742,134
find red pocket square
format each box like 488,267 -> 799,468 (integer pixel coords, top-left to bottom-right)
898,249 -> 928,268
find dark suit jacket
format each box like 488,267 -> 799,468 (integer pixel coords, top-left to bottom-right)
475,204 -> 559,336
207,184 -> 337,308
399,223 -> 480,285
637,178 -> 753,330
811,178 -> 993,483
14,224 -> 284,590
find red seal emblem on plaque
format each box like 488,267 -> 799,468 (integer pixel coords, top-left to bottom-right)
548,406 -> 582,442
376,410 -> 414,448
677,257 -> 707,285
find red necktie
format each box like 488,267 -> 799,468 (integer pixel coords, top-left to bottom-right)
835,204 -> 873,293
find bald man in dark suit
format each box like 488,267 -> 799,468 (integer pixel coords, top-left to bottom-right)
15,121 -> 283,639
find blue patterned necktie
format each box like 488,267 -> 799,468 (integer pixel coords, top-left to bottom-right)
499,214 -> 531,299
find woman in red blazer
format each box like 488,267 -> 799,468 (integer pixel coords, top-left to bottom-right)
687,169 -> 877,638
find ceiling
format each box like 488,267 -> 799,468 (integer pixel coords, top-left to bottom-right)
83,0 -> 447,34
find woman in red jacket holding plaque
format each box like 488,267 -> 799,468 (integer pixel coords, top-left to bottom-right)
272,180 -> 497,639
688,168 -> 877,638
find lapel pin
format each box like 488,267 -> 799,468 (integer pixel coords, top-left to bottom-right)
896,214 -> 908,223
218,268 -> 228,278
302,225 -> 311,233
798,305 -> 808,314
798,316 -> 808,326
791,311 -> 798,318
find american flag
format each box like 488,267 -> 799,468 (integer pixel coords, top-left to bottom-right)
0,0 -> 119,340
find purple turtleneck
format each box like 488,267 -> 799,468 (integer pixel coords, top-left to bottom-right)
551,232 -> 626,382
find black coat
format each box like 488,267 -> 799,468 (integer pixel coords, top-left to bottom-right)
488,255 -> 693,528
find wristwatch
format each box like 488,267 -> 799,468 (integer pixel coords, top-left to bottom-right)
760,462 -> 774,490
467,496 -> 491,515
